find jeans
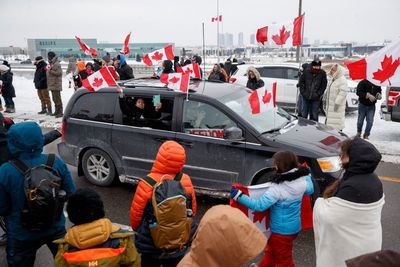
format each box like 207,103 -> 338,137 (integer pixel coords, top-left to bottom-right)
301,96 -> 320,121
357,103 -> 375,137
6,229 -> 65,267
3,97 -> 14,107
258,233 -> 298,267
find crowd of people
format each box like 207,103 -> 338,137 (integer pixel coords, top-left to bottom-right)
0,112 -> 396,266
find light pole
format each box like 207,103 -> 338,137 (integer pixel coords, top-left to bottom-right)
295,0 -> 302,62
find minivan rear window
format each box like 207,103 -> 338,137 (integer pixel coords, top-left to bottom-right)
70,93 -> 115,123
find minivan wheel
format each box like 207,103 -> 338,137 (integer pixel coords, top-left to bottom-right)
82,148 -> 116,186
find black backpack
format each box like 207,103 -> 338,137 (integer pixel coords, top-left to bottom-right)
12,154 -> 66,231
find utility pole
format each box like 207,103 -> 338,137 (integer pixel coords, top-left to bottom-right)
295,0 -> 302,62
217,0 -> 220,63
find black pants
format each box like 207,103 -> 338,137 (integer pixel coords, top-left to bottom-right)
141,254 -> 183,267
6,229 -> 65,267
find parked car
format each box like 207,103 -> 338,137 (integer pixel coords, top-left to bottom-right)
381,86 -> 400,122
58,78 -> 347,198
230,63 -> 358,112
20,59 -> 32,64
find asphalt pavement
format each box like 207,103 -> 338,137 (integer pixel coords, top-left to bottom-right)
1,139 -> 399,267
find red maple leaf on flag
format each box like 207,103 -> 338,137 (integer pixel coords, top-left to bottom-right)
372,55 -> 400,85
151,51 -> 164,61
272,26 -> 291,46
184,68 -> 193,75
252,210 -> 267,224
93,77 -> 103,87
169,76 -> 180,84
262,90 -> 272,104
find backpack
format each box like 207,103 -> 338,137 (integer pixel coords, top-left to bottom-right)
12,154 -> 66,231
142,173 -> 193,254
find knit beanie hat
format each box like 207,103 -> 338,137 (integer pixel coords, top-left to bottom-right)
47,51 -> 56,60
102,54 -> 111,63
67,188 -> 105,225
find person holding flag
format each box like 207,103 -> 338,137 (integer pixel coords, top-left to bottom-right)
230,151 -> 314,267
115,54 -> 134,81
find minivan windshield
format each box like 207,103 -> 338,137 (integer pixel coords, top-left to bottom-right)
222,88 -> 292,133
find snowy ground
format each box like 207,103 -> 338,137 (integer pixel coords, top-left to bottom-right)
5,74 -> 400,164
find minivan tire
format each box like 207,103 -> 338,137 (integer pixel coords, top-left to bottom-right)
82,148 -> 116,186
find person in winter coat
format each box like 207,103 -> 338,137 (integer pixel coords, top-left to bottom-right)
246,66 -> 265,90
92,59 -> 101,71
229,58 -> 239,77
116,54 -> 134,80
356,79 -> 382,139
325,64 -> 348,130
46,51 -> 64,118
299,59 -> 327,121
313,137 -> 384,267
66,56 -> 76,89
101,53 -> 112,67
0,64 -> 16,113
162,59 -> 174,74
130,140 -> 197,267
33,56 -> 52,115
0,121 -> 76,267
231,150 -> 314,267
73,61 -> 88,90
208,64 -> 226,82
219,63 -> 229,82
54,188 -> 141,267
224,58 -> 232,78
177,205 -> 267,267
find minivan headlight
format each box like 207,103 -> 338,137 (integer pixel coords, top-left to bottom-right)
317,156 -> 341,173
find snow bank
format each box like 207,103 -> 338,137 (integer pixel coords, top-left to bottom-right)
5,75 -> 400,163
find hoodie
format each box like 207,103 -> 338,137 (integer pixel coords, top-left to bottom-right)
116,54 -> 134,80
0,122 -> 75,240
334,137 -> 383,203
178,205 -> 267,267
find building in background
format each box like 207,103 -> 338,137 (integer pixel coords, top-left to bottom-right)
218,34 -> 225,47
238,32 -> 244,47
224,33 -> 234,47
27,38 -> 172,59
250,34 -> 255,45
0,47 -> 25,58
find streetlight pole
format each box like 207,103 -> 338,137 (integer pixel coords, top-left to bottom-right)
295,0 -> 302,62
217,0 -> 220,63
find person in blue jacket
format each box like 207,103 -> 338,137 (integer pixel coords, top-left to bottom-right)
0,121 -> 76,267
231,150 -> 313,267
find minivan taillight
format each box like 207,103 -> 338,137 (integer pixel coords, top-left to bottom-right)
230,77 -> 237,83
61,119 -> 66,141
388,91 -> 400,106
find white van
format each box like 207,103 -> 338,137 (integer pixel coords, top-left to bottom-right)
230,63 -> 358,112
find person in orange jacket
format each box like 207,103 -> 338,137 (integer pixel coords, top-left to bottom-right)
130,140 -> 197,267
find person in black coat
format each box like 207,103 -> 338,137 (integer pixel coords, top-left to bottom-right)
162,60 -> 174,74
324,137 -> 383,204
0,64 -> 16,113
246,66 -> 264,90
356,79 -> 382,139
33,56 -> 52,114
116,54 -> 134,81
299,59 -> 327,121
208,64 -> 226,82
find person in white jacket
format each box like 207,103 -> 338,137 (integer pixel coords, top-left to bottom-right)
325,64 -> 348,130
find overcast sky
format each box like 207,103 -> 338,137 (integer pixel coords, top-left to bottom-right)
1,0 -> 399,47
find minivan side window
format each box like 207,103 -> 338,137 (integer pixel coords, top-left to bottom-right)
118,94 -> 174,131
258,67 -> 285,79
182,101 -> 237,139
70,93 -> 115,123
286,68 -> 299,80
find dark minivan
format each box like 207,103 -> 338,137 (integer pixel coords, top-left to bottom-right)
58,79 -> 347,197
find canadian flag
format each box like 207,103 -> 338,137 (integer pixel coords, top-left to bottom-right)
345,39 -> 400,87
179,62 -> 201,79
121,32 -> 131,55
75,36 -> 97,57
142,45 -> 175,66
82,67 -> 118,92
160,73 -> 190,92
211,15 -> 222,22
230,182 -> 314,235
248,82 -> 277,114
256,14 -> 304,47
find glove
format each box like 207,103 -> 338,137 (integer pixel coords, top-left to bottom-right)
334,104 -> 340,112
230,188 -> 243,201
376,93 -> 382,100
366,92 -> 376,102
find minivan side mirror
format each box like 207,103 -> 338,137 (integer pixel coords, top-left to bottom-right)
224,126 -> 244,141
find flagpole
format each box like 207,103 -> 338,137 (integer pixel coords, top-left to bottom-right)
202,22 -> 206,80
295,0 -> 302,62
217,0 -> 220,63
295,13 -> 306,116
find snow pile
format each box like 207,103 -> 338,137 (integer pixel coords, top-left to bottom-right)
5,75 -> 400,163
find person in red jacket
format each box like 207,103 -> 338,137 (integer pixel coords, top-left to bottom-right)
130,140 -> 197,267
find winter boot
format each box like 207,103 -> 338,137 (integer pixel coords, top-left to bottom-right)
0,104 -> 3,112
8,105 -> 15,113
38,106 -> 47,114
356,132 -> 361,138
46,106 -> 53,116
363,135 -> 369,140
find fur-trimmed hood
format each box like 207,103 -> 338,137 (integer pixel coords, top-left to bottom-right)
269,166 -> 310,184
247,66 -> 261,81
